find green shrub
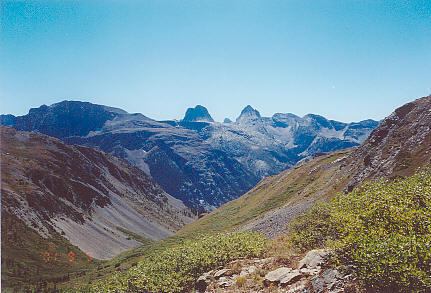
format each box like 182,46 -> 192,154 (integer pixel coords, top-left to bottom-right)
289,168 -> 431,292
89,231 -> 266,293
289,202 -> 341,251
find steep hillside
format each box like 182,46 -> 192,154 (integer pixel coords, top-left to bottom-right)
179,94 -> 431,239
1,126 -> 194,263
341,95 -> 431,192
178,150 -> 351,239
1,101 -> 377,210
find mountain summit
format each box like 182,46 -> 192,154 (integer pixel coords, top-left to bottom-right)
236,105 -> 261,122
183,105 -> 214,122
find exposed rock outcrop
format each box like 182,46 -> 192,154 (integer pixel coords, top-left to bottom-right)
341,95 -> 431,192
195,249 -> 357,292
183,105 -> 215,122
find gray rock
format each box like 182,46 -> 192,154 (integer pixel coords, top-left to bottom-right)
279,270 -> 303,286
214,268 -> 232,278
264,267 -> 292,283
322,268 -> 342,282
310,275 -> 324,293
254,257 -> 274,265
218,276 -> 235,288
322,268 -> 344,291
195,272 -> 212,291
309,267 -> 348,293
298,249 -> 330,269
299,267 -> 320,275
248,266 -> 257,273
285,283 -> 310,293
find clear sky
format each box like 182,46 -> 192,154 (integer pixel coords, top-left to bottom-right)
1,0 -> 430,122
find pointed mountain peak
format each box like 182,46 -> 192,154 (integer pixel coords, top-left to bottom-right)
183,105 -> 214,122
236,105 -> 261,122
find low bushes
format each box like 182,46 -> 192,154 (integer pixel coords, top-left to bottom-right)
289,168 -> 431,292
90,231 -> 266,292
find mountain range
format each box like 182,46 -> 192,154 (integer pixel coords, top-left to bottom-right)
1,101 -> 378,210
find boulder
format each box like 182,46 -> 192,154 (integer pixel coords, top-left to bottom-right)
247,265 -> 257,274
279,270 -> 303,286
300,267 -> 320,275
195,272 -> 212,292
321,268 -> 343,291
214,268 -> 232,278
310,275 -> 324,293
254,257 -> 274,265
285,283 -> 310,293
218,276 -> 235,288
308,268 -> 344,293
298,249 -> 330,269
264,267 -> 292,283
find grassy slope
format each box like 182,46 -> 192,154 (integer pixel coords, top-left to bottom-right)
178,150 -> 351,238
1,211 -> 101,291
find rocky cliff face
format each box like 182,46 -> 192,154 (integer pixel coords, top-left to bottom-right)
1,126 -> 195,259
2,101 -> 377,210
341,95 -> 431,192
183,105 -> 214,122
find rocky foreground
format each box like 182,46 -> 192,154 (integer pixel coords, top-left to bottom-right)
195,249 -> 357,293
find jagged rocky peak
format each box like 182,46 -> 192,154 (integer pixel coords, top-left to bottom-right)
223,118 -> 232,123
183,105 -> 214,122
236,105 -> 261,122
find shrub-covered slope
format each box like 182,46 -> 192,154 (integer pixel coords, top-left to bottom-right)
290,167 -> 431,292
76,231 -> 266,293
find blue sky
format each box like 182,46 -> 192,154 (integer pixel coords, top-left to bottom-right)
1,0 -> 430,122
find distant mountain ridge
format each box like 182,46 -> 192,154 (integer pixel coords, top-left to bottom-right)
1,100 -> 378,210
